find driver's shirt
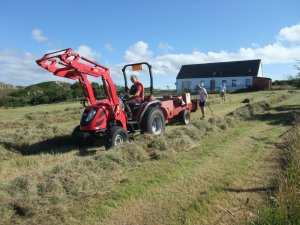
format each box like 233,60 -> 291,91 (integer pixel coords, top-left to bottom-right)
132,81 -> 144,102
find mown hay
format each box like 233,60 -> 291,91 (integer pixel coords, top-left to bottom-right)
0,154 -> 125,224
0,98 -> 279,224
117,142 -> 149,162
146,135 -> 168,151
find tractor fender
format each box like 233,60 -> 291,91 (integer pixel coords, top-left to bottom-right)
158,106 -> 169,120
138,100 -> 162,124
107,119 -> 127,132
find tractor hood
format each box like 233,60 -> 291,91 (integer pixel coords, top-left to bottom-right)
80,106 -> 108,130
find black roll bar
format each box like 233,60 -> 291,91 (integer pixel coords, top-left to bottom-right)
122,62 -> 153,96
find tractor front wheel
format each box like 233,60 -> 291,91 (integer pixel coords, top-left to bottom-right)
71,125 -> 94,147
105,126 -> 129,149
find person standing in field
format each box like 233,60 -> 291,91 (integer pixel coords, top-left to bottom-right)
220,83 -> 226,101
196,84 -> 208,119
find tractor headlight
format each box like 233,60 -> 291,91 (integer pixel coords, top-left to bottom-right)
85,109 -> 97,122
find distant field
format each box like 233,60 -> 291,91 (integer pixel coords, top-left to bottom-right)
0,90 -> 299,225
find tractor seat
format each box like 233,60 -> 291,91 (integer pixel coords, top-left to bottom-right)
123,102 -> 140,118
131,103 -> 141,115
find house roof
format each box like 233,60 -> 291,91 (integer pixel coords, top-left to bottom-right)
176,59 -> 261,79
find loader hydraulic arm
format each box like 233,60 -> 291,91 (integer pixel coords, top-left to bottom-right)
36,48 -> 119,107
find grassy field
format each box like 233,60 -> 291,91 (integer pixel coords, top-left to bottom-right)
0,90 -> 299,225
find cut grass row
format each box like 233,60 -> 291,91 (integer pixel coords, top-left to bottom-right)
86,91 -> 299,224
0,90 -> 298,224
94,119 -> 285,225
255,124 -> 300,225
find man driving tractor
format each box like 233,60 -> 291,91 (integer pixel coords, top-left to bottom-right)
125,74 -> 144,110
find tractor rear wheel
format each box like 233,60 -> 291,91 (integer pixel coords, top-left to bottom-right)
142,108 -> 165,135
180,109 -> 190,125
105,126 -> 129,149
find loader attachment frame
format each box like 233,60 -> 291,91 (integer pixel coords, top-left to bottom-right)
36,48 -> 119,108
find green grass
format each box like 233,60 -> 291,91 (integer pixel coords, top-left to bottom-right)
0,89 -> 299,224
255,125 -> 300,225
84,118 -> 287,224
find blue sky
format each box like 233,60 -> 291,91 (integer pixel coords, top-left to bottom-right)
0,0 -> 300,89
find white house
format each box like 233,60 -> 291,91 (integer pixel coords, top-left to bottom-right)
176,59 -> 271,93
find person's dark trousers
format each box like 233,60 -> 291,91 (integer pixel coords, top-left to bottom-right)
125,98 -> 140,116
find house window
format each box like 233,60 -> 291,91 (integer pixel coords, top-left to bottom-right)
246,79 -> 251,87
210,80 -> 215,91
182,81 -> 191,92
200,81 -> 205,87
222,80 -> 227,85
232,80 -> 237,87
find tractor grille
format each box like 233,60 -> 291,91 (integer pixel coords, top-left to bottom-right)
80,108 -> 98,126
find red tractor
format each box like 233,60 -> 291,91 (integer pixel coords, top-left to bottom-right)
36,48 -> 196,149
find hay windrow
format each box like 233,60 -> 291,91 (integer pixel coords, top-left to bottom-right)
227,100 -> 271,120
122,99 -> 279,161
0,96 -> 289,224
0,155 -> 125,224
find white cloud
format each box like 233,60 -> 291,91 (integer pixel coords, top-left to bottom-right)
0,48 -> 64,86
75,45 -> 101,61
31,29 -> 48,42
105,43 -> 115,52
277,24 -> 300,42
238,43 -> 300,64
124,41 -> 153,62
150,43 -> 300,76
0,46 -> 102,86
158,42 -> 173,51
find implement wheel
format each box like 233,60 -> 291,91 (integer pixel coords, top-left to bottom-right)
180,109 -> 190,125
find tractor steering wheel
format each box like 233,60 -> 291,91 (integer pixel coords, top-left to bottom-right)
117,90 -> 130,101
121,92 -> 130,100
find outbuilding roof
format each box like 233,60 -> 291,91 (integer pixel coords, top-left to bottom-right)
176,59 -> 261,79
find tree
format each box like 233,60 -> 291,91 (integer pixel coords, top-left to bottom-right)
293,60 -> 300,88
295,60 -> 300,77
285,61 -> 300,88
